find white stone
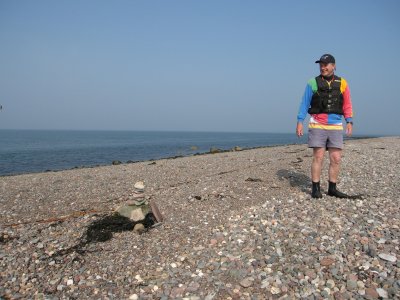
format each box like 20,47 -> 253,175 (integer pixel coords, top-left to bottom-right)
270,286 -> 281,295
264,267 -> 273,274
376,288 -> 388,298
323,288 -> 331,295
379,271 -> 388,278
134,181 -> 145,190
66,279 -> 73,286
378,253 -> 397,262
129,294 -> 138,300
361,262 -> 370,270
133,223 -> 145,234
311,278 -> 319,285
326,279 -> 335,288
261,279 -> 269,288
130,209 -> 145,222
357,281 -> 365,288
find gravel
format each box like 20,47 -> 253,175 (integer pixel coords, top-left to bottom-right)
1,137 -> 399,299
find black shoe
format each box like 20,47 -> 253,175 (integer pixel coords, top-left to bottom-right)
327,189 -> 350,198
312,189 -> 323,198
327,181 -> 350,198
311,182 -> 323,199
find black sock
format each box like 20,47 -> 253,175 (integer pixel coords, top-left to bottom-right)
312,181 -> 320,189
311,181 -> 322,198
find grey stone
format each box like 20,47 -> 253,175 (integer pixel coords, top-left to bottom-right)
346,280 -> 358,291
116,204 -> 150,222
378,253 -> 397,263
240,277 -> 254,288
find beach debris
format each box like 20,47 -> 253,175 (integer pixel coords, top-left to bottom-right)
232,146 -> 242,151
150,200 -> 164,223
187,195 -> 203,203
291,157 -> 303,163
245,177 -> 263,182
115,181 -> 163,233
210,147 -> 221,154
3,209 -> 101,228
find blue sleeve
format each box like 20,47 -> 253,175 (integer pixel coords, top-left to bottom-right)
297,84 -> 313,123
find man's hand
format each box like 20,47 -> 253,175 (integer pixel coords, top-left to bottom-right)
346,123 -> 353,137
296,122 -> 303,137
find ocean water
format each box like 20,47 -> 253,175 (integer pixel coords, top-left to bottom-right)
0,130 -> 309,176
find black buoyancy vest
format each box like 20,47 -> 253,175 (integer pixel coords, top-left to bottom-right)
308,75 -> 344,115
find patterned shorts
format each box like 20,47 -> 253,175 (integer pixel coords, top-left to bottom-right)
308,128 -> 343,149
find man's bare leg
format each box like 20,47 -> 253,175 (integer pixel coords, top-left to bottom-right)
327,147 -> 349,198
311,147 -> 325,198
328,147 -> 342,182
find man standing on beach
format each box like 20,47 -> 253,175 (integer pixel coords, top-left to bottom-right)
296,54 -> 353,199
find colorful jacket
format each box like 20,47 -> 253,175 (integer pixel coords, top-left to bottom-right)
297,75 -> 353,130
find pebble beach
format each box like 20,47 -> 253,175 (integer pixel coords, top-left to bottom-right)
1,136 -> 399,299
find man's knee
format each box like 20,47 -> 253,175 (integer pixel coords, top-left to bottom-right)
329,149 -> 342,165
313,148 -> 325,162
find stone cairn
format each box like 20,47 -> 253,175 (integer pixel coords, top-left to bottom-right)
115,181 -> 163,234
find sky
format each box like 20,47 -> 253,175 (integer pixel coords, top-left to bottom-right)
0,0 -> 399,135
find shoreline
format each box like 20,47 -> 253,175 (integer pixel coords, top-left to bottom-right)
0,135 -> 380,178
1,136 -> 399,299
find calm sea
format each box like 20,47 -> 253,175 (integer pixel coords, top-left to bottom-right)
0,129 -> 336,176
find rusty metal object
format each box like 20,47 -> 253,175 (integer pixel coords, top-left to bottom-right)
149,200 -> 164,223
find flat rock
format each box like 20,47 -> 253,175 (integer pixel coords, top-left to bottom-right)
116,204 -> 150,222
378,253 -> 397,262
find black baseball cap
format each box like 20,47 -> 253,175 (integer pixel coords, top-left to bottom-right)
315,54 -> 335,64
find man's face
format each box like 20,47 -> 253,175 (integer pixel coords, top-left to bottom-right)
319,62 -> 335,77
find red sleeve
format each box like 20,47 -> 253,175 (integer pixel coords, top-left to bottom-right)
342,80 -> 353,121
